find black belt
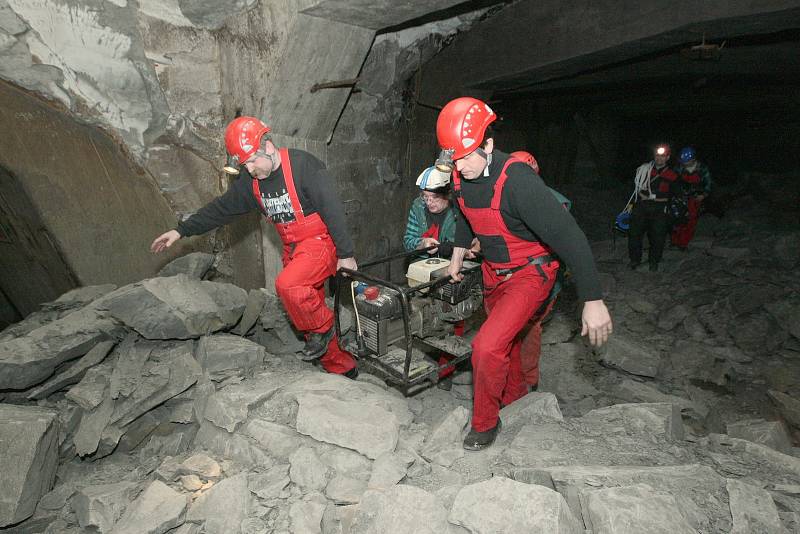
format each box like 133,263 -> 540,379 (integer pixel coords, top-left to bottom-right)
495,255 -> 555,277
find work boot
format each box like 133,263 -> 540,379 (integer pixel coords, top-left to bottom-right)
300,327 -> 335,361
463,419 -> 502,451
527,383 -> 539,393
437,377 -> 453,391
343,367 -> 359,380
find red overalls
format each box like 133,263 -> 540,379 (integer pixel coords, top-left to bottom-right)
252,149 -> 355,374
671,169 -> 702,248
454,158 -> 559,432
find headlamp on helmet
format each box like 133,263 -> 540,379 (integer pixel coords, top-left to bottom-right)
223,154 -> 240,175
435,148 -> 455,173
655,145 -> 670,157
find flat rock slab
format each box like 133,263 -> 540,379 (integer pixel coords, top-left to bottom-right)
73,481 -> 137,532
582,402 -> 684,441
598,336 -> 661,378
158,252 -> 215,279
0,308 -> 124,390
542,464 -> 729,533
581,483 -> 697,534
27,340 -> 116,400
110,480 -> 188,534
195,334 -> 265,382
505,418 -> 683,470
450,476 -> 582,534
98,274 -> 247,340
727,418 -> 792,454
350,485 -> 453,534
727,478 -> 786,534
186,473 -> 249,534
203,371 -> 291,432
500,391 -> 564,427
0,404 -> 59,527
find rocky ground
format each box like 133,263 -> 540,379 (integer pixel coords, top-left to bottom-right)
1,178 -> 799,533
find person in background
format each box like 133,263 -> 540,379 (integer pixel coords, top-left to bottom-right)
404,166 -> 457,258
627,144 -> 678,272
671,146 -> 712,250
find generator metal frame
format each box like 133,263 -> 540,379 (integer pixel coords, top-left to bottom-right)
333,248 -> 480,393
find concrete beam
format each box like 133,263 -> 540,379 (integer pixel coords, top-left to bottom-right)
301,0 -> 468,30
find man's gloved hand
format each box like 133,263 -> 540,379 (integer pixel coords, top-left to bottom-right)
437,241 -> 454,258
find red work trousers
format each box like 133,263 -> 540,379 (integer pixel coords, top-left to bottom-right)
519,297 -> 557,387
671,197 -> 701,248
274,235 -> 355,374
471,261 -> 558,432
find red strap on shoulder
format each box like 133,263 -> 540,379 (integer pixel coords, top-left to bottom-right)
279,148 -> 305,223
490,157 -> 520,210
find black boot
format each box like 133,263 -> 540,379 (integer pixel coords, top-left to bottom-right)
343,367 -> 359,380
300,327 -> 335,361
463,419 -> 502,451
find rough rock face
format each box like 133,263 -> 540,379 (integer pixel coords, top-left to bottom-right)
0,404 -> 60,527
97,275 -> 247,339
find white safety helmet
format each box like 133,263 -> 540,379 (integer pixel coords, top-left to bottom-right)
415,166 -> 451,192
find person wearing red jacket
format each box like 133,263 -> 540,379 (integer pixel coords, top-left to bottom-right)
436,97 -> 613,451
151,116 -> 358,378
671,146 -> 712,250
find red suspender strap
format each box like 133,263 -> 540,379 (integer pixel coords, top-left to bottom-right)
279,148 -> 305,224
489,158 -> 518,210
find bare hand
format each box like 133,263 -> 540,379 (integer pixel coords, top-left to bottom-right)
466,237 -> 480,259
150,230 -> 181,253
581,299 -> 613,347
448,258 -> 464,282
337,257 -> 357,273
420,237 -> 440,254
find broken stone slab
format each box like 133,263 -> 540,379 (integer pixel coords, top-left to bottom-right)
195,334 -> 265,382
727,478 -> 787,534
97,274 -> 247,340
73,481 -> 137,532
186,473 -> 250,534
368,451 -> 413,490
670,340 -> 736,387
582,402 -> 684,441
768,389 -> 800,429
449,476 -> 582,534
258,292 -> 293,331
657,304 -> 692,331
505,419 -> 683,469
239,418 -> 312,460
350,485 -> 454,534
36,483 -> 76,512
420,406 -> 469,467
249,464 -> 291,500
320,447 -> 373,481
158,252 -> 215,279
65,362 -> 113,411
541,313 -> 576,344
231,289 -> 267,336
27,340 -> 116,400
539,342 -> 599,401
289,447 -> 329,491
0,308 -> 125,390
74,396 -> 115,457
325,475 -> 368,505
203,372 -> 286,432
111,480 -> 188,534
727,418 -> 793,454
731,311 -> 788,354
765,297 -> 800,341
138,423 -> 197,458
109,342 -> 202,427
0,404 -> 60,528
613,378 -> 703,417
500,391 -> 564,427
193,421 -> 273,466
108,335 -> 152,400
543,464 -> 728,533
708,433 -> 800,478
289,493 -> 328,534
177,453 -> 221,480
598,336 -> 661,378
295,392 -> 399,459
580,483 -> 697,534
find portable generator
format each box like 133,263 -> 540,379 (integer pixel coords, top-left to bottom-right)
334,250 -> 483,393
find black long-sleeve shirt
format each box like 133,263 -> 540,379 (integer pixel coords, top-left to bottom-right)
454,151 -> 603,302
176,149 -> 355,258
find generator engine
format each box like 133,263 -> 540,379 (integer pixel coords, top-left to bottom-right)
353,258 -> 482,356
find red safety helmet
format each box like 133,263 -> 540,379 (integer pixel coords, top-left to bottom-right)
224,116 -> 271,164
436,97 -> 496,160
510,150 -> 540,175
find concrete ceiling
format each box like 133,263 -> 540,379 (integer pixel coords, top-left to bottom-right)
300,0 -> 472,30
419,0 -> 800,104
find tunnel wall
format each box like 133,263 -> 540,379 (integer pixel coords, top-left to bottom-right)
0,81 -> 190,306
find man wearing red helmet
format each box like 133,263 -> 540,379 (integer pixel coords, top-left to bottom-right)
151,116 -> 358,377
436,97 -> 612,450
